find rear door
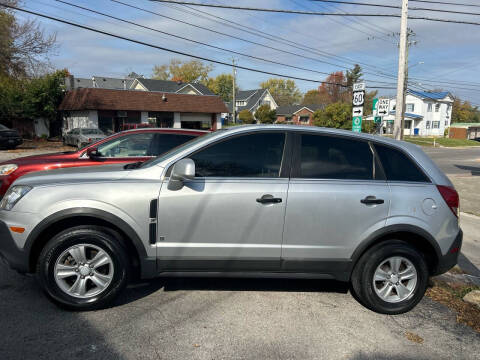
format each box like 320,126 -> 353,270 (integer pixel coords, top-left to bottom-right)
282,132 -> 391,271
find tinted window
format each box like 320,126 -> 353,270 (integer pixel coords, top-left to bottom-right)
97,133 -> 154,157
147,134 -> 196,156
191,132 -> 285,177
298,134 -> 373,180
374,144 -> 430,182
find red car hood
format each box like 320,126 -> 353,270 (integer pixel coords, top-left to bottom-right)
0,151 -> 80,166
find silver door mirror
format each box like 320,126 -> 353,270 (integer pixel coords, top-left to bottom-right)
168,158 -> 195,191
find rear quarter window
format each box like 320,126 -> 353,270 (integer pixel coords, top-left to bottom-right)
374,144 -> 430,182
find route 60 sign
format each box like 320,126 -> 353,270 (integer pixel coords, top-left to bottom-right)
352,91 -> 365,106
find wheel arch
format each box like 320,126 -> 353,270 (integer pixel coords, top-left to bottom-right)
351,224 -> 442,275
26,208 -> 156,279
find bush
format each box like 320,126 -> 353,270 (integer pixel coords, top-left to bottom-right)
238,109 -> 254,124
254,104 -> 276,124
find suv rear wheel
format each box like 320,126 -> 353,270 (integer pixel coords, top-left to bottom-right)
37,226 -> 129,310
351,240 -> 429,314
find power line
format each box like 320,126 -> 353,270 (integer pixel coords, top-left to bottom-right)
150,1 -> 480,26
55,0 -> 340,77
409,0 -> 480,8
310,0 -> 480,16
0,3 -> 353,87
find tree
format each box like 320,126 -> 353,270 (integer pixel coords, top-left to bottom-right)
317,71 -> 348,104
152,59 -> 213,83
238,109 -> 255,124
206,73 -> 237,102
254,104 -> 276,124
302,89 -> 330,106
363,90 -> 378,116
0,0 -> 57,77
312,102 -> 352,129
260,78 -> 301,106
346,64 -> 363,87
452,98 -> 480,123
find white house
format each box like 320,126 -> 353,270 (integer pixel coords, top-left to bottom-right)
367,90 -> 454,136
225,89 -> 278,121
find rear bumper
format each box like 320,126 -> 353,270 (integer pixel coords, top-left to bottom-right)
433,229 -> 463,275
0,220 -> 29,273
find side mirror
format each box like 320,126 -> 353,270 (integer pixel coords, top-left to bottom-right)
87,147 -> 101,159
168,158 -> 195,191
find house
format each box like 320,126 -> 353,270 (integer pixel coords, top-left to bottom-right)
65,76 -> 135,91
449,123 -> 480,140
59,88 -> 228,134
226,89 -> 278,120
275,104 -> 324,126
366,90 -> 454,136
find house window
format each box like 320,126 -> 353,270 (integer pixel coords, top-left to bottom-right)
236,101 -> 246,106
404,120 -> 412,129
432,121 -> 440,129
285,116 -> 293,123
406,103 -> 414,112
426,121 -> 431,129
299,116 -> 310,123
262,100 -> 271,107
427,103 -> 432,112
435,103 -> 440,112
445,120 -> 449,127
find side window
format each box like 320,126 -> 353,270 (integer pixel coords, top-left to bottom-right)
298,134 -> 373,180
374,144 -> 430,182
97,133 -> 154,158
148,134 -> 196,156
190,132 -> 286,177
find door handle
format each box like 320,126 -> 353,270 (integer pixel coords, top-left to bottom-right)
256,194 -> 282,204
360,196 -> 384,205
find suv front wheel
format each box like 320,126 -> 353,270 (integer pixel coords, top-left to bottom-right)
37,226 -> 129,310
351,240 -> 429,314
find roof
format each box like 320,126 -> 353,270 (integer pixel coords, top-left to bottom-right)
389,111 -> 423,119
74,76 -> 135,90
135,79 -> 215,95
449,123 -> 480,128
407,89 -> 451,101
59,88 -> 228,113
276,104 -> 324,115
226,89 -> 270,112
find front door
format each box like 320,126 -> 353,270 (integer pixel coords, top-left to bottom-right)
156,131 -> 290,272
282,133 -> 391,273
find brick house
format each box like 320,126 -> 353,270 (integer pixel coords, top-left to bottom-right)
275,105 -> 324,126
59,88 -> 228,134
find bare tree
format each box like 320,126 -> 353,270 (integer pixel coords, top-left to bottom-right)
0,0 -> 57,77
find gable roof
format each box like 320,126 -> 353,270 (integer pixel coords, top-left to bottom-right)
226,89 -> 272,113
276,104 -> 324,116
74,76 -> 135,90
134,78 -> 215,95
407,89 -> 451,101
59,88 -> 228,113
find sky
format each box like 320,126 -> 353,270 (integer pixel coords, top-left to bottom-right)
15,0 -> 480,106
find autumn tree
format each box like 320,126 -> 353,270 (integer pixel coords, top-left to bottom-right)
238,109 -> 255,124
451,98 -> 480,123
260,78 -> 302,106
152,59 -> 213,83
205,73 -> 237,103
0,0 -> 57,77
317,71 -> 348,104
254,104 -> 276,124
302,89 -> 330,106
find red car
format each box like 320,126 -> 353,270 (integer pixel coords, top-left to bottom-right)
0,128 -> 207,197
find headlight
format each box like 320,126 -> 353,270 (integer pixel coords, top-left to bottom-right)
0,164 -> 18,175
0,185 -> 32,211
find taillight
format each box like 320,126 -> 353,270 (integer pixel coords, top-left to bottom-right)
88,138 -> 92,142
437,185 -> 459,217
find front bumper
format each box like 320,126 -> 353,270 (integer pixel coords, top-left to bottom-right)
0,220 -> 29,273
433,229 -> 463,275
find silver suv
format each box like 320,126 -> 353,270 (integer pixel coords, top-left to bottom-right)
0,125 -> 462,314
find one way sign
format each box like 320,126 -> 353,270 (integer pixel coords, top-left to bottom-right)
378,98 -> 390,117
352,106 -> 363,117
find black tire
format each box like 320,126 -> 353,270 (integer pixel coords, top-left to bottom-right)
351,240 -> 429,315
36,226 -> 130,311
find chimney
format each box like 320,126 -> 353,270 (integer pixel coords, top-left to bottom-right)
65,75 -> 74,91
123,79 -> 126,90
92,76 -> 97,88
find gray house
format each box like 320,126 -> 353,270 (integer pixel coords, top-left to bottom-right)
226,89 -> 278,121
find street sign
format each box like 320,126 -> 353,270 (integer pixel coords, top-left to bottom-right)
352,91 -> 365,107
372,98 -> 379,116
353,82 -> 365,92
378,98 -> 390,117
352,106 -> 363,117
374,116 -> 382,123
352,116 -> 362,132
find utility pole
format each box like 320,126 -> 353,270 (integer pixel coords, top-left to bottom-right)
232,58 -> 237,124
394,0 -> 409,140
400,35 -> 410,140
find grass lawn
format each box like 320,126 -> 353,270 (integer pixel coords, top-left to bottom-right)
404,136 -> 480,147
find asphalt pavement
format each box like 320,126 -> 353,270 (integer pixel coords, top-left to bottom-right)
423,147 -> 480,176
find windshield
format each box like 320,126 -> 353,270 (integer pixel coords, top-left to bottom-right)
0,124 -> 9,130
82,128 -> 104,135
139,131 -> 218,168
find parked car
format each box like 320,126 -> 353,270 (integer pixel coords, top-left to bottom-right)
119,123 -> 154,131
0,124 -> 23,150
63,128 -> 106,148
0,125 -> 461,314
0,128 -> 207,197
